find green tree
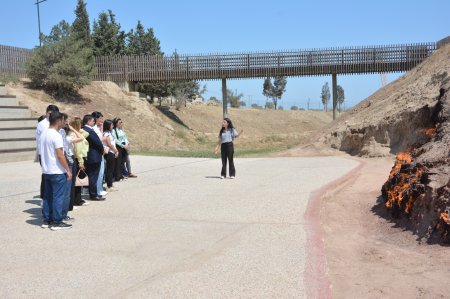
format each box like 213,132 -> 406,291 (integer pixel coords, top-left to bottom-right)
126,21 -> 175,100
272,76 -> 287,110
92,10 -> 126,56
263,77 -> 273,105
291,105 -> 298,110
226,89 -> 244,108
321,82 -> 331,112
72,0 -> 91,46
265,101 -> 275,110
337,85 -> 345,112
26,20 -> 94,95
127,20 -> 162,55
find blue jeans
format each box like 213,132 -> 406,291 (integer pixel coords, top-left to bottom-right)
62,159 -> 73,218
97,157 -> 105,195
42,173 -> 68,224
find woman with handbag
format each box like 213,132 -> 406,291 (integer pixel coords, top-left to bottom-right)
70,117 -> 90,206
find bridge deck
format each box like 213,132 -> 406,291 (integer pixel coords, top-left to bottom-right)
0,42 -> 437,81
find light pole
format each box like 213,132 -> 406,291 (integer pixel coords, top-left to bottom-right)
35,0 -> 48,47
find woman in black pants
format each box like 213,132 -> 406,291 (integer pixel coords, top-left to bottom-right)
103,120 -> 119,192
214,118 -> 243,179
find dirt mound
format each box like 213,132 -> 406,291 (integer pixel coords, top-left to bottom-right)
6,81 -> 333,154
314,43 -> 450,157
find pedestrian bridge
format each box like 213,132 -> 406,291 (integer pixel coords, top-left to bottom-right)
1,38 -> 447,118
94,43 -> 436,82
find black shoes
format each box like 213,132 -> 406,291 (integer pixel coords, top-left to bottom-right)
50,222 -> 72,231
41,220 -> 51,228
89,196 -> 106,201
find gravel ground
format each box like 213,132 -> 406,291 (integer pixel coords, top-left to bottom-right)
0,155 -> 358,298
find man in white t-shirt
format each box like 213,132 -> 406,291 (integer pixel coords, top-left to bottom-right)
40,111 -> 73,231
36,105 -> 59,199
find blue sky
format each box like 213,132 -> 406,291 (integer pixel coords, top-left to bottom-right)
1,0 -> 449,109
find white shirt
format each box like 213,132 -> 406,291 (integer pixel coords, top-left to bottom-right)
36,118 -> 49,155
103,131 -> 116,153
40,128 -> 66,175
93,125 -> 102,140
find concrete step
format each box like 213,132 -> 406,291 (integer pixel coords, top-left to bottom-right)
0,84 -> 5,96
0,127 -> 35,139
0,118 -> 38,128
0,138 -> 35,150
0,106 -> 31,118
0,95 -> 19,106
0,148 -> 36,163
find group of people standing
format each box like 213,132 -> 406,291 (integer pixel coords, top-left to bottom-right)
36,103 -> 243,231
36,105 -> 136,231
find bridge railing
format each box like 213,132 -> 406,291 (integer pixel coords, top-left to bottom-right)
0,42 -> 437,81
95,43 -> 436,81
0,45 -> 33,79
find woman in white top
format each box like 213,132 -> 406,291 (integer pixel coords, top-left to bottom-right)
214,118 -> 243,179
103,119 -> 119,192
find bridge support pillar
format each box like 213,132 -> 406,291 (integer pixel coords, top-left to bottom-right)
222,78 -> 228,118
114,81 -> 136,92
332,73 -> 337,120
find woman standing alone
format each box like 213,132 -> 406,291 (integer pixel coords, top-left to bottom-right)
214,118 -> 243,179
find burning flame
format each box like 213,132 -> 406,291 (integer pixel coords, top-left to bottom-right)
422,127 -> 436,139
384,151 -> 424,215
440,211 -> 450,224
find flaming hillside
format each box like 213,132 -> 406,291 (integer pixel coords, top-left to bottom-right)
317,41 -> 450,243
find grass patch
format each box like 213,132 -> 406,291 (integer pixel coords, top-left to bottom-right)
135,146 -> 286,158
0,74 -> 20,84
195,135 -> 208,144
175,130 -> 188,141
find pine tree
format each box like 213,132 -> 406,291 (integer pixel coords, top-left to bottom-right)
92,10 -> 126,56
127,21 -> 162,55
72,0 -> 91,47
26,20 -> 94,95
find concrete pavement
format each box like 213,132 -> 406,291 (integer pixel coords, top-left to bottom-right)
0,155 -> 358,298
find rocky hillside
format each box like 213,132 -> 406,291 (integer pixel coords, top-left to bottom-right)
381,81 -> 450,243
316,43 -> 450,157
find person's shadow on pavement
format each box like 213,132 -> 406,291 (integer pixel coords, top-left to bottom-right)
24,199 -> 43,226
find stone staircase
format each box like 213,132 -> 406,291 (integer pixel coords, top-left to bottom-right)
0,83 -> 37,162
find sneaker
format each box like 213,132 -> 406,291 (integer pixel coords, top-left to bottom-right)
64,216 -> 75,222
100,191 -> 108,196
79,200 -> 90,206
89,196 -> 106,201
230,176 -> 235,179
107,186 -> 119,192
50,222 -> 72,231
129,173 -> 137,178
41,220 -> 51,228
220,176 -> 225,179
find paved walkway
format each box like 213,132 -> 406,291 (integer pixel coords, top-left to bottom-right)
0,156 -> 358,298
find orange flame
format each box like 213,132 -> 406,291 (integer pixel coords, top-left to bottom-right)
440,211 -> 450,224
422,127 -> 436,138
384,151 -> 424,215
